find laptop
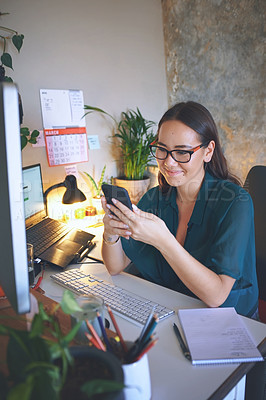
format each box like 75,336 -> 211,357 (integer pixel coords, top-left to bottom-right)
23,164 -> 95,268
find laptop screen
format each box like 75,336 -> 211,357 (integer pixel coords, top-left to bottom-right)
22,164 -> 45,220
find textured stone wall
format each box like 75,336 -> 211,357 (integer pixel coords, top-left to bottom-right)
161,0 -> 265,182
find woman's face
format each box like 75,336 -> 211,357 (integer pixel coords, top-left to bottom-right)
157,120 -> 214,190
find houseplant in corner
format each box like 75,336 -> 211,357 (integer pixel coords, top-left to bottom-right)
84,106 -> 156,204
0,290 -> 124,400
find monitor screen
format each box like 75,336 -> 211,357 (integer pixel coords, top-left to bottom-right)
23,164 -> 45,220
0,82 -> 30,314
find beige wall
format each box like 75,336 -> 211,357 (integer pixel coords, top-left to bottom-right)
1,0 -> 167,196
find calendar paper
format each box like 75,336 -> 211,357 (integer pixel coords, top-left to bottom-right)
44,128 -> 88,167
40,89 -> 89,166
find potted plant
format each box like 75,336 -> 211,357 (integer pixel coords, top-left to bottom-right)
84,106 -> 156,204
0,290 -> 124,400
0,14 -> 39,149
81,165 -> 106,214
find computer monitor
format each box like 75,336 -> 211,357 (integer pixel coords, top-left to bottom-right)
0,82 -> 30,314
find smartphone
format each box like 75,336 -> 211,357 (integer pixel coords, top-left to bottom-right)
101,183 -> 133,212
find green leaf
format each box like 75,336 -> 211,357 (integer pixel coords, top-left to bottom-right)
12,34 -> 24,52
6,332 -> 52,382
7,377 -> 33,400
0,324 -> 9,334
60,291 -> 82,315
20,127 -> 30,136
98,165 -> 106,195
38,302 -> 52,322
30,313 -> 45,337
1,52 -> 13,69
62,321 -> 82,345
81,379 -> 125,397
27,368 -> 60,400
21,135 -> 28,150
31,129 -> 40,138
83,105 -> 116,123
83,172 -> 98,195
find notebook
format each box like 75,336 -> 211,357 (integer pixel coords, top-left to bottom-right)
23,164 -> 95,268
178,307 -> 263,366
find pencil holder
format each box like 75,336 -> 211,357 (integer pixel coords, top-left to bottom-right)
122,342 -> 151,400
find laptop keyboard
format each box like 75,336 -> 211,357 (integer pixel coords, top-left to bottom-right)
51,268 -> 175,325
26,218 -> 72,256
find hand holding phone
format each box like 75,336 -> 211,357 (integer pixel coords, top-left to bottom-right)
101,184 -> 133,213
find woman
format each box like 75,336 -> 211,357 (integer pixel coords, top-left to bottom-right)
101,101 -> 258,318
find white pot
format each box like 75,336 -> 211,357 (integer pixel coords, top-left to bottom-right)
91,197 -> 104,214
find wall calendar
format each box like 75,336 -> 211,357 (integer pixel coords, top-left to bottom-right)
40,89 -> 89,167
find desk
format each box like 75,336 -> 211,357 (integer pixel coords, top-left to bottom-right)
39,261 -> 266,400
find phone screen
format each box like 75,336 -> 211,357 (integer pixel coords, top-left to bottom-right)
101,184 -> 133,211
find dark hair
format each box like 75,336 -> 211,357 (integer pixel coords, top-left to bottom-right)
156,101 -> 241,192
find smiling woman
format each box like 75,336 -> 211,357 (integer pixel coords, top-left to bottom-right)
101,101 -> 259,319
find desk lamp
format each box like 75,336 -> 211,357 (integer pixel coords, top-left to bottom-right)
44,175 -> 86,214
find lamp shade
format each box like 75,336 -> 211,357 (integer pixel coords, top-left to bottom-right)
43,174 -> 86,214
62,175 -> 86,204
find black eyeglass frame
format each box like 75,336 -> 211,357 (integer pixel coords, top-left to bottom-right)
149,142 -> 209,163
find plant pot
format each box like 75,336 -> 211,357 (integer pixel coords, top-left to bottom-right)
61,346 -> 124,400
113,178 -> 150,205
91,197 -> 104,215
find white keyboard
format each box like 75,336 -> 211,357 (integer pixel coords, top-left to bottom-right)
51,268 -> 175,325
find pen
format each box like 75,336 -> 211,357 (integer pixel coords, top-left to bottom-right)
173,323 -> 191,361
96,311 -> 112,352
138,307 -> 155,342
140,314 -> 158,347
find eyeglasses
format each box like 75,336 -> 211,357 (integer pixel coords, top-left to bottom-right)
149,142 -> 208,163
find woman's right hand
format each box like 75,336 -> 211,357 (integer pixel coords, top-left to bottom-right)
101,196 -> 132,241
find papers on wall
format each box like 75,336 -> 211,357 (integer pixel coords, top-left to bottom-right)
178,307 -> 263,366
40,89 -> 88,166
87,135 -> 100,150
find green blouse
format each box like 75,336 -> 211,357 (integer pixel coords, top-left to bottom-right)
121,172 -> 258,317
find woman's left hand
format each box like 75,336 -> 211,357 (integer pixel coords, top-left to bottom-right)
106,199 -> 168,247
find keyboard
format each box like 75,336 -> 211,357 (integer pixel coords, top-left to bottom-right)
51,268 -> 175,325
26,218 -> 72,256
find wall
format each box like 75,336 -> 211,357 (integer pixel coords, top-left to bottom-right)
1,0 -> 167,197
161,0 -> 265,182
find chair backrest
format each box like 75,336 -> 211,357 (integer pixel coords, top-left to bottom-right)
243,165 -> 266,302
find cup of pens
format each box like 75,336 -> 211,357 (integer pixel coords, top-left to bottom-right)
107,306 -> 157,400
70,295 -> 104,345
84,303 -> 158,400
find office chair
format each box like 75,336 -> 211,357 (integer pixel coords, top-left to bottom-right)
243,166 -> 266,400
243,165 -> 266,323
